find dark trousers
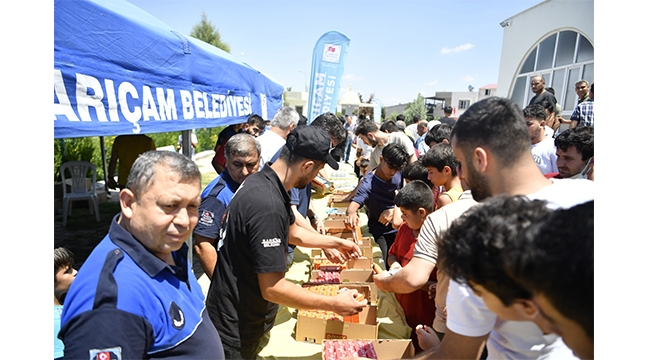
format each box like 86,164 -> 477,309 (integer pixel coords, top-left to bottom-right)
222,338 -> 263,360
372,232 -> 397,267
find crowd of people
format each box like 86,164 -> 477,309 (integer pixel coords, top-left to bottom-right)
55,77 -> 594,359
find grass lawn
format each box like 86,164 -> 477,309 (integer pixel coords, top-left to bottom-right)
201,171 -> 218,189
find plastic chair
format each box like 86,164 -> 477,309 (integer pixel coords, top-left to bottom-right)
60,161 -> 100,226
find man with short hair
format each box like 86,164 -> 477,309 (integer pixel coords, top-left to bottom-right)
570,83 -> 594,129
553,126 -> 594,180
194,134 -> 261,280
284,112 -> 351,265
414,119 -> 431,156
439,105 -> 455,127
529,75 -> 557,108
355,117 -> 417,169
523,103 -> 558,175
574,79 -> 591,104
507,200 -> 594,360
384,96 -> 592,359
206,126 -> 366,359
60,151 -> 225,359
257,106 -> 300,168
212,114 -> 266,173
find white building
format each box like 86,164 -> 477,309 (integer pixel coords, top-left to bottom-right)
426,84 -> 498,119
496,0 -> 594,117
282,90 -> 308,117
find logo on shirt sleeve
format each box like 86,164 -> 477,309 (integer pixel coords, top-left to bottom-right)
198,210 -> 214,226
261,238 -> 282,248
90,347 -> 121,359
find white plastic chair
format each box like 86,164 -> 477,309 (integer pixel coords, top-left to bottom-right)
60,161 -> 100,226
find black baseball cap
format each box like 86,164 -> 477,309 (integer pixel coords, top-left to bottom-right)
286,126 -> 339,170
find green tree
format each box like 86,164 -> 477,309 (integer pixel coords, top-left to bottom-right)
54,137 -> 105,181
190,11 -> 231,53
189,12 -> 231,153
404,93 -> 427,125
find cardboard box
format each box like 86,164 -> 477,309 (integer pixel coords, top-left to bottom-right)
311,269 -> 373,283
324,219 -> 347,233
309,257 -> 374,284
322,339 -> 414,360
295,305 -> 378,344
328,194 -> 351,207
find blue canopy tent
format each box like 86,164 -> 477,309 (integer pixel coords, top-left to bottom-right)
54,0 -> 284,139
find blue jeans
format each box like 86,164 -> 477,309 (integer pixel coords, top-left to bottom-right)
344,138 -> 353,162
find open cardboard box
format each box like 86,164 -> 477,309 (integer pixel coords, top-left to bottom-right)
328,194 -> 351,208
310,269 -> 373,284
309,257 -> 374,284
322,339 -> 414,360
295,304 -> 378,344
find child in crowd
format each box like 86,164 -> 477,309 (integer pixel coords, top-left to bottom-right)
387,180 -> 437,353
345,143 -> 410,266
54,247 -> 77,360
420,143 -> 462,209
391,160 -> 433,230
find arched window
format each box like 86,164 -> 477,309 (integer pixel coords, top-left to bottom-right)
510,30 -> 593,114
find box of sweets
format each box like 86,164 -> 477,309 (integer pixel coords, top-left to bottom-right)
296,284 -> 378,344
310,257 -> 374,284
322,339 -> 414,360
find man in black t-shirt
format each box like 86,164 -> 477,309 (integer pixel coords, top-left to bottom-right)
206,126 -> 367,359
528,75 -> 557,108
439,105 -> 456,127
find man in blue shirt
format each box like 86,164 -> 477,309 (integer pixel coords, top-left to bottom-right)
59,150 -> 224,359
570,83 -> 594,129
194,133 -> 261,280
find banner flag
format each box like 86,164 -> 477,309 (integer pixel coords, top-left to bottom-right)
306,31 -> 350,123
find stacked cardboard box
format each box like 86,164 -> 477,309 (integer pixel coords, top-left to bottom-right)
296,209 -> 384,345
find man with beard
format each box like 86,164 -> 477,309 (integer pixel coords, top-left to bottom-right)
355,117 -> 417,169
528,75 -> 557,108
206,126 -> 366,359
552,126 -> 594,180
377,97 -> 593,359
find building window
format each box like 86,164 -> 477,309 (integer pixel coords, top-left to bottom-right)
295,105 -> 303,115
484,89 -> 491,96
458,100 -> 470,109
510,30 -> 593,114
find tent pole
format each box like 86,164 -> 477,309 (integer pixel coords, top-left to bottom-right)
99,136 -> 108,193
180,129 -> 193,265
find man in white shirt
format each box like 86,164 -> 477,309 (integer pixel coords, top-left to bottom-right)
354,118 -> 417,168
524,104 -> 558,175
256,106 -> 299,169
410,96 -> 592,359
